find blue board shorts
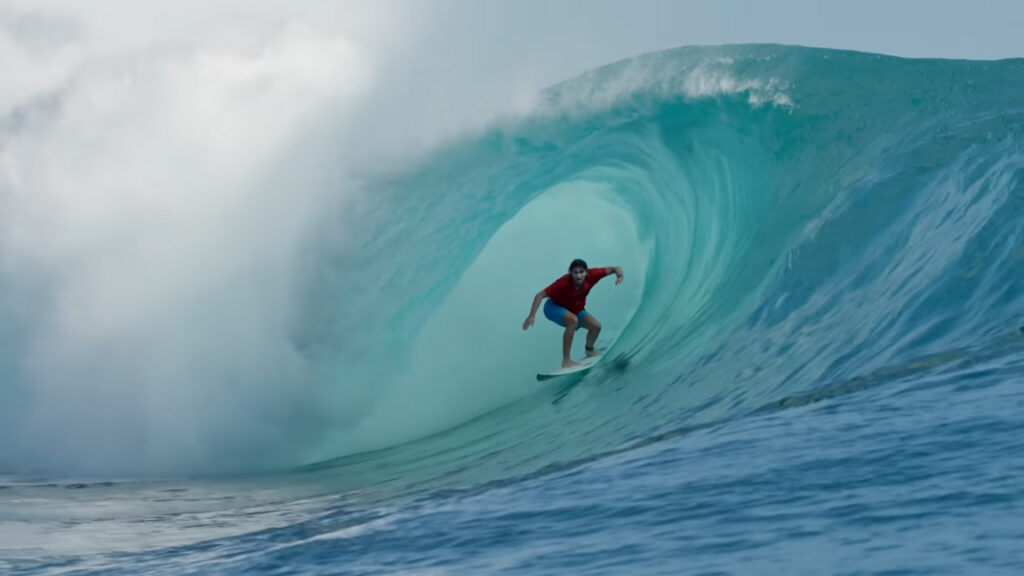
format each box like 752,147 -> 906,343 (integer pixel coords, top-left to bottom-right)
544,299 -> 589,330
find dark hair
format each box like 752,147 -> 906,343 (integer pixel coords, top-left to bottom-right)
568,258 -> 588,272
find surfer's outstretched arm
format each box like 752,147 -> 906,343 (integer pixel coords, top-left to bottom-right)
523,290 -> 547,330
606,266 -> 624,284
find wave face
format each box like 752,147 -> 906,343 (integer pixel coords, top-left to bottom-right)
3,45 -> 1024,479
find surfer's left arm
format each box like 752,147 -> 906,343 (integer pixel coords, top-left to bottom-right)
607,266 -> 624,284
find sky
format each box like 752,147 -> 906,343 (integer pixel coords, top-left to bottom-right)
1,0 -> 1022,474
425,0 -> 1024,77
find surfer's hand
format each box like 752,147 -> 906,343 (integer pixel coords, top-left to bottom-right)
611,266 -> 624,284
523,316 -> 535,330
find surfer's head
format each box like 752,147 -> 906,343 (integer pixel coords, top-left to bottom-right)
569,258 -> 588,286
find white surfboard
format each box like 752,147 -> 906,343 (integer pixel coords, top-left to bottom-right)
536,351 -> 603,381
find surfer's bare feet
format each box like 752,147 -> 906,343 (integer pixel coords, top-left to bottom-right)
562,359 -> 581,369
585,347 -> 603,357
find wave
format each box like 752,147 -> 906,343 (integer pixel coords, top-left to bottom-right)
3,44 -> 1023,479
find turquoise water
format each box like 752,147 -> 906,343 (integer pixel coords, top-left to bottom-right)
3,44 -> 1024,574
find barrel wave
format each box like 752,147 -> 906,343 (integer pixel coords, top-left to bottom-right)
2,45 -> 1024,485
299,44 -> 1024,492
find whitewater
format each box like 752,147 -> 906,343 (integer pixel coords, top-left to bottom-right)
3,43 -> 1024,574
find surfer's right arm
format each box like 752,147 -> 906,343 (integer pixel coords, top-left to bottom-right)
523,290 -> 547,330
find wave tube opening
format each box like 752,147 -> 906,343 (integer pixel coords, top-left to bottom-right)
322,181 -> 647,455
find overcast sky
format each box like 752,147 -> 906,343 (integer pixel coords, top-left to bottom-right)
427,0 -> 1024,80
510,0 -> 1024,59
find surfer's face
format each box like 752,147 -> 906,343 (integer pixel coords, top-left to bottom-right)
571,267 -> 587,286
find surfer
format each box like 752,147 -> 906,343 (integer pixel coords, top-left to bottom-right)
523,259 -> 624,368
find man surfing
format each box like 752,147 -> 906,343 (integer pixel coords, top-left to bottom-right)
523,259 -> 625,368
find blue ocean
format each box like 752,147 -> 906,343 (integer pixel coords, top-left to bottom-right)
3,44 -> 1024,574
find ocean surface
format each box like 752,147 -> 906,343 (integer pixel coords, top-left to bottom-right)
3,44 -> 1024,574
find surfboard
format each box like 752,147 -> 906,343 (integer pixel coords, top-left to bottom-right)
536,351 -> 603,381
